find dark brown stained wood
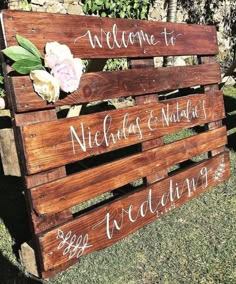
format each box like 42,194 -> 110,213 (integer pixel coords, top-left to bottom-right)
14,110 -> 68,188
25,167 -> 67,189
31,208 -> 73,235
41,259 -> 78,279
14,109 -> 58,126
21,91 -> 225,174
136,95 -> 168,184
130,57 -> 168,184
10,108 -> 73,234
2,10 -> 218,60
199,56 -> 225,157
38,152 -> 230,271
30,127 -> 227,215
11,63 -> 221,112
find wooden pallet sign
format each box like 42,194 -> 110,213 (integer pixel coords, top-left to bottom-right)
0,10 -> 230,279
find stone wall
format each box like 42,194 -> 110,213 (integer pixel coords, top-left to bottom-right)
8,0 -> 84,14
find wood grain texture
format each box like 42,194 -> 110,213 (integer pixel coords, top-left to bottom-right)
135,94 -> 168,184
199,56 -> 225,157
10,109 -> 73,234
38,152 -> 230,271
130,57 -> 167,184
30,127 -> 227,215
11,63 -> 221,112
21,91 -> 225,174
0,128 -> 21,176
2,10 -> 218,59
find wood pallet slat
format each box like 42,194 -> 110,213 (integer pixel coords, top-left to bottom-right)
12,63 -> 221,112
30,127 -> 227,215
2,10 -> 218,59
20,91 -> 224,174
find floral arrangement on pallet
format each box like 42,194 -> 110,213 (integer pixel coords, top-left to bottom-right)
2,35 -> 84,103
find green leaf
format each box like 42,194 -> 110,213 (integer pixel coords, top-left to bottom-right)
105,1 -> 110,9
12,59 -> 43,75
119,11 -> 125,18
92,4 -> 98,12
82,3 -> 88,13
95,0 -> 104,5
2,46 -> 41,62
16,34 -> 42,59
87,0 -> 92,9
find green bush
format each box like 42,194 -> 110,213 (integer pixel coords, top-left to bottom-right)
82,0 -> 150,19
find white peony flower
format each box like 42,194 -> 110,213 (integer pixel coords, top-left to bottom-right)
30,70 -> 60,103
51,58 -> 84,93
0,97 -> 5,110
44,41 -> 73,69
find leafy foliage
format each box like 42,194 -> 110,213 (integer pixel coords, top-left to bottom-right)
0,0 -> 7,9
103,58 -> 128,71
0,74 -> 5,97
2,35 -> 43,75
15,34 -> 41,59
82,0 -> 152,20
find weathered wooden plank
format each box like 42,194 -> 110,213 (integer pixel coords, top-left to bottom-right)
41,259 -> 78,279
14,109 -> 58,126
0,128 -> 21,176
30,127 -> 227,215
38,152 -> 230,271
24,168 -> 67,189
21,91 -> 224,174
19,242 -> 39,277
11,63 -> 221,112
30,208 -> 73,235
0,109 -> 21,176
2,10 -> 218,59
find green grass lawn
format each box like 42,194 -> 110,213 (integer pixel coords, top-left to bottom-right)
0,87 -> 236,284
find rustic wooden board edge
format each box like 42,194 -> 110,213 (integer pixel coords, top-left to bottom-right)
0,128 -> 21,176
37,152 -> 230,272
19,242 -> 39,278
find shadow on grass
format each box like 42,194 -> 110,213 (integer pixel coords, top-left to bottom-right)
223,94 -> 236,151
0,170 -> 41,283
223,92 -> 236,113
0,251 -> 41,284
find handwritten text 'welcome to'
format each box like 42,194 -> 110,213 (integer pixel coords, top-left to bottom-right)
74,25 -> 182,49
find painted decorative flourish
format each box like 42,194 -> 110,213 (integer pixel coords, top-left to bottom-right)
2,35 -> 84,103
56,229 -> 92,260
212,157 -> 225,181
